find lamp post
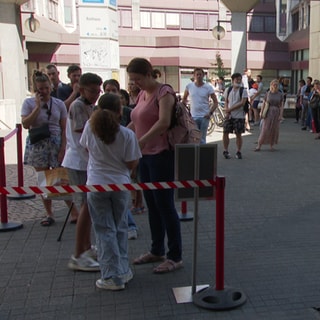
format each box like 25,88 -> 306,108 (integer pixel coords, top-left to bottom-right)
213,0 -> 260,73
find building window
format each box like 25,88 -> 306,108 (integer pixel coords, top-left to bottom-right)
181,13 -> 194,29
195,13 -> 208,30
279,0 -> 287,36
265,16 -> 276,32
209,14 -> 218,31
292,11 -> 299,32
250,16 -> 264,32
166,13 -> 180,29
140,11 -> 151,28
64,0 -> 74,26
152,12 -> 165,29
121,10 -> 132,27
48,0 -> 59,22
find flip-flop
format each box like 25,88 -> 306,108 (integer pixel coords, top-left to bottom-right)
153,259 -> 183,274
40,216 -> 55,227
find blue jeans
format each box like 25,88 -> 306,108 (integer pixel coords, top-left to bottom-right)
128,209 -> 137,231
139,150 -> 182,262
193,117 -> 210,144
87,191 -> 130,281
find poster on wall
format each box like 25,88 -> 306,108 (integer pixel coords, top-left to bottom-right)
80,39 -> 110,68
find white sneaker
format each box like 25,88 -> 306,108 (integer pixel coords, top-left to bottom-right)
128,229 -> 138,240
68,252 -> 100,272
85,245 -> 98,261
121,269 -> 133,283
96,278 -> 125,291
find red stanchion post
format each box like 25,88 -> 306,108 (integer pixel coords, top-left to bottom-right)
0,132 -> 23,231
193,176 -> 246,310
16,123 -> 23,186
7,124 -> 35,200
215,176 -> 225,291
178,200 -> 193,221
0,137 -> 8,224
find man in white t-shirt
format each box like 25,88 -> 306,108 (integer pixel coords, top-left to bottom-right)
182,68 -> 218,144
223,73 -> 248,159
62,72 -> 102,271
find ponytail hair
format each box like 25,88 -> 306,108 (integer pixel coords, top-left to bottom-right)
127,57 -> 159,79
32,70 -> 50,93
90,93 -> 121,145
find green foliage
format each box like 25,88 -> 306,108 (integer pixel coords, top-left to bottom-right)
210,52 -> 230,79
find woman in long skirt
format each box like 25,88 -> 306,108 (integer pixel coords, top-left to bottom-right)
255,79 -> 284,151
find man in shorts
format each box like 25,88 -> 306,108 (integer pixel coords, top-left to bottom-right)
223,73 -> 248,159
62,72 -> 102,271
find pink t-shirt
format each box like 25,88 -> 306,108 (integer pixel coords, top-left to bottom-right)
131,84 -> 175,155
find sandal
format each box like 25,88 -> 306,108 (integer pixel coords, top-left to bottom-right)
40,216 -> 55,227
153,259 -> 183,274
133,252 -> 165,265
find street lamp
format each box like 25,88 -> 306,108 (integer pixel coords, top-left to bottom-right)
24,13 -> 40,33
212,20 -> 230,40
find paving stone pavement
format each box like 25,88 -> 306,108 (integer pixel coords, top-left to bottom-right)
1,120 -> 320,320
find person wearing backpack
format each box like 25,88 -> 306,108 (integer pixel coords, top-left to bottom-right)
222,73 -> 248,159
182,68 -> 218,144
126,58 -> 183,274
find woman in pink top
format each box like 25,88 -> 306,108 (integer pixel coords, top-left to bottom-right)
127,58 -> 183,273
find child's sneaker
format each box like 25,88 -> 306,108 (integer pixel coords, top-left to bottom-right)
235,151 -> 242,159
223,151 -> 231,159
96,278 -> 125,291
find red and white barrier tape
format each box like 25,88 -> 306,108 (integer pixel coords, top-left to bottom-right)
0,179 -> 215,195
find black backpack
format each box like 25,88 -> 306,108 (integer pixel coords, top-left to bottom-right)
226,86 -> 250,113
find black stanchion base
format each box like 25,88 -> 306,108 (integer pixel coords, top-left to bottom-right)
0,222 -> 23,232
7,194 -> 35,200
193,285 -> 246,310
178,211 -> 194,221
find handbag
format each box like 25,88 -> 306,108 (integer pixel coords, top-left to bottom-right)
261,93 -> 270,119
37,167 -> 71,200
29,124 -> 50,144
29,99 -> 52,144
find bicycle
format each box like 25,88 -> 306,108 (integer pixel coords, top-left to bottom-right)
207,102 -> 226,135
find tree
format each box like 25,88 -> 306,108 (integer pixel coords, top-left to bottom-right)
210,52 -> 230,80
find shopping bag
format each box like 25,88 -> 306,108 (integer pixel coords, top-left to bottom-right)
37,167 -> 71,200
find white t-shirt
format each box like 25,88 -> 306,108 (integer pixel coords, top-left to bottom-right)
80,121 -> 142,185
224,87 -> 248,119
185,82 -> 214,117
62,97 -> 93,171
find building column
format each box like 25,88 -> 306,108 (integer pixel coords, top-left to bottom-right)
309,0 -> 320,80
231,12 -> 247,73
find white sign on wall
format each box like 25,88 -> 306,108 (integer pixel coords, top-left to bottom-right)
78,7 -> 118,39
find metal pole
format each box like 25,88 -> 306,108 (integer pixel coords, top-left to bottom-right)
215,176 -> 225,290
191,145 -> 200,295
0,137 -> 8,223
16,124 -> 23,186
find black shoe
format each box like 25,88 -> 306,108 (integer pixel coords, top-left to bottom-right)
301,127 -> 307,130
235,151 -> 242,159
223,151 -> 231,159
